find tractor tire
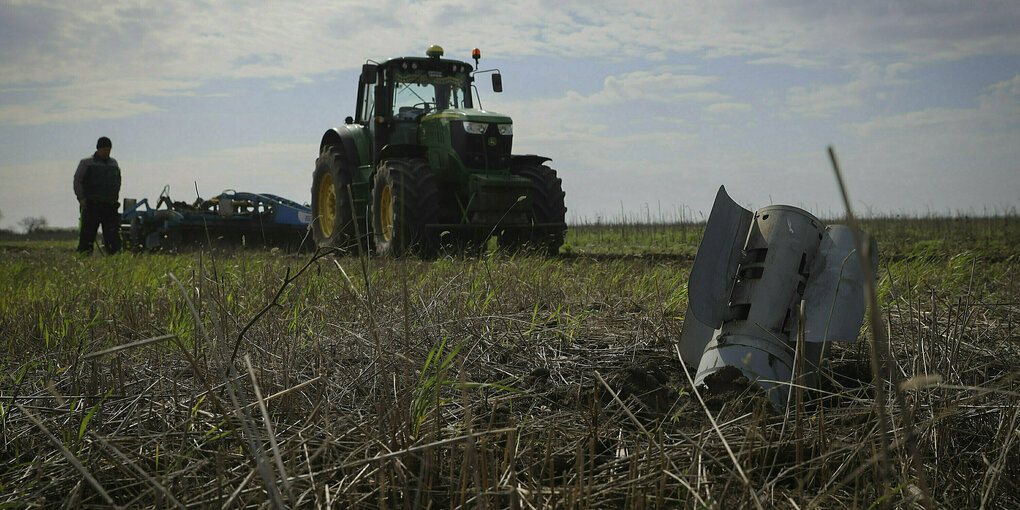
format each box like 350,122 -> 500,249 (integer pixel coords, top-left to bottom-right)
371,158 -> 439,257
311,146 -> 358,250
500,161 -> 567,256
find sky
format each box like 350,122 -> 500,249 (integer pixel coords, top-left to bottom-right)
1,0 -> 1018,230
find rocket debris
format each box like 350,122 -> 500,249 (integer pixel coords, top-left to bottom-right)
679,186 -> 878,407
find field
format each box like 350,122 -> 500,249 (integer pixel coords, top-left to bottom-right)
1,214 -> 1017,508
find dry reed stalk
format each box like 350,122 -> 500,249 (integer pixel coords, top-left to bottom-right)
15,403 -> 116,506
676,359 -> 765,509
82,334 -> 178,360
87,430 -> 186,509
828,145 -> 934,509
244,354 -> 295,505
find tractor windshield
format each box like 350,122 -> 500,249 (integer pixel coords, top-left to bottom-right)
392,70 -> 471,119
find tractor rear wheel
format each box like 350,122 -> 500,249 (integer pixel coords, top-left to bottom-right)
311,146 -> 358,250
499,161 -> 567,256
371,158 -> 439,257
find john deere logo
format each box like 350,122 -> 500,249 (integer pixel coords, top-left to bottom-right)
487,137 -> 498,147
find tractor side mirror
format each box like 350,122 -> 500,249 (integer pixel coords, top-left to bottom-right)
361,64 -> 378,85
491,73 -> 503,93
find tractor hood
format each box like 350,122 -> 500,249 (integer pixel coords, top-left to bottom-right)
422,108 -> 511,125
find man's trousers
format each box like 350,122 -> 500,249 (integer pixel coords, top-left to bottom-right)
78,201 -> 121,254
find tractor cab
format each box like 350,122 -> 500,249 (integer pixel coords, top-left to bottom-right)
355,46 -> 507,170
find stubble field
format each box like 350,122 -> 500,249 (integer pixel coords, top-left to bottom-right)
1,214 -> 1017,508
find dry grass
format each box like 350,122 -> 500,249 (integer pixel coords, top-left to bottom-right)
1,212 -> 1017,508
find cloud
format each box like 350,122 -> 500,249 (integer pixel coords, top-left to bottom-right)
705,102 -> 752,115
786,82 -> 866,119
584,71 -> 721,104
843,74 -> 1019,136
827,74 -> 1020,212
0,78 -> 199,126
785,62 -> 910,118
720,1 -> 1020,65
2,1 -> 1017,127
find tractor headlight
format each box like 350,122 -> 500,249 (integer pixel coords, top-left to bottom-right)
497,124 -> 513,136
462,122 -> 488,134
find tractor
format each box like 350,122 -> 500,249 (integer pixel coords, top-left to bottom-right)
311,45 -> 567,256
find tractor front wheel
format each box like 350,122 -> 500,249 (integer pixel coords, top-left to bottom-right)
311,146 -> 358,250
371,158 -> 439,257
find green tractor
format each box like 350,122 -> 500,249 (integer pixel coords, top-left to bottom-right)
311,45 -> 567,256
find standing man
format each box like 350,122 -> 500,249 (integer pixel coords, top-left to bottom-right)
74,136 -> 122,254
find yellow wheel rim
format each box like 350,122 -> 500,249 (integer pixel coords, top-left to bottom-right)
379,184 -> 393,242
318,172 -> 336,237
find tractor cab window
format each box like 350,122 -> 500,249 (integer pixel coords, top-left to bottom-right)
392,70 -> 470,120
358,81 -> 375,124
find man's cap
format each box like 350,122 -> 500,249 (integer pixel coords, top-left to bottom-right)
96,136 -> 112,149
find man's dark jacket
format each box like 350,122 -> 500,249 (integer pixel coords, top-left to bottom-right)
73,153 -> 121,204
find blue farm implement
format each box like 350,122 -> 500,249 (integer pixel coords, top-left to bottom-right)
120,187 -> 312,251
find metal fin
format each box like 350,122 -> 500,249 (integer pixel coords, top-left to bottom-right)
802,225 -> 879,343
686,186 -> 753,328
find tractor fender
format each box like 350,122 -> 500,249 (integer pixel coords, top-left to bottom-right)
320,126 -> 370,169
511,154 -> 552,167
